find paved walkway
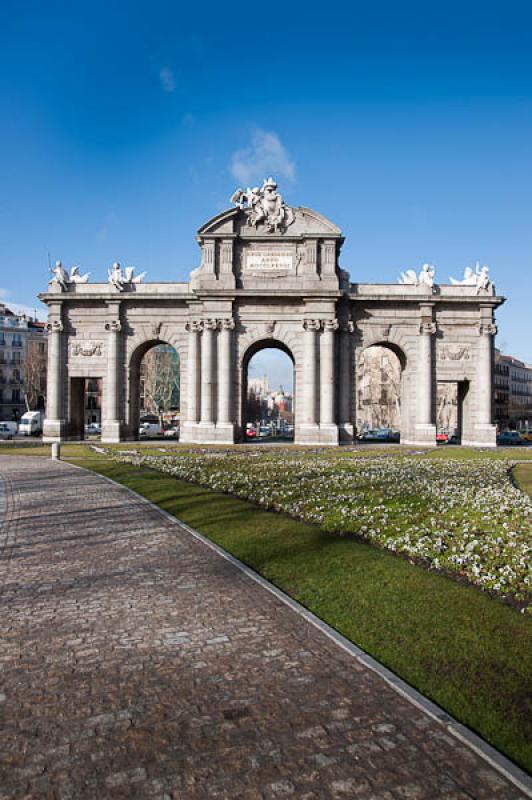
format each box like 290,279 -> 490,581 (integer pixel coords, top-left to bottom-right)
0,456 -> 526,800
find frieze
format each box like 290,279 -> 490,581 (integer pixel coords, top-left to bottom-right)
71,341 -> 103,357
439,344 -> 471,361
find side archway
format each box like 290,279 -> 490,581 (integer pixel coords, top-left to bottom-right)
356,341 -> 408,441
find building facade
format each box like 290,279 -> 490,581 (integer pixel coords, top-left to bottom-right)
39,181 -> 504,446
494,349 -> 532,430
0,304 -> 47,422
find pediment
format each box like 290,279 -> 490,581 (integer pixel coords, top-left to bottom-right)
197,206 -> 342,240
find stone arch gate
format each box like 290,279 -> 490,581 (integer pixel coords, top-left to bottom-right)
40,184 -> 503,446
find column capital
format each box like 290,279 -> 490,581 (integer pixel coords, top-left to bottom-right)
419,321 -> 437,335
220,318 -> 235,331
203,318 -> 218,331
105,320 -> 122,332
46,320 -> 64,333
303,319 -> 321,332
322,318 -> 339,332
478,322 -> 497,336
186,320 -> 203,333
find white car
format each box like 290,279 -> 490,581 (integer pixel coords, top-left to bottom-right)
0,423 -> 14,440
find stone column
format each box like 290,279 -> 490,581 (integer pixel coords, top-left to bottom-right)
43,318 -> 64,440
199,319 -> 217,437
102,319 -> 121,443
217,318 -> 235,441
338,321 -> 355,442
462,321 -> 498,447
186,321 -> 202,424
301,320 -> 320,430
413,318 -> 437,445
477,323 -> 497,425
320,318 -> 339,425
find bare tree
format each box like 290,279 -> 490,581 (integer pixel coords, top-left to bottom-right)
141,346 -> 180,416
22,340 -> 47,411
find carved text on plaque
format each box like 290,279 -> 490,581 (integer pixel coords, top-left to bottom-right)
245,249 -> 294,272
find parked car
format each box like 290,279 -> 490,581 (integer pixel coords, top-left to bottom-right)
84,423 -> 102,435
163,426 -> 179,438
0,421 -> 18,436
0,422 -> 14,440
436,432 -> 449,443
497,431 -> 524,446
258,426 -> 271,439
359,428 -> 399,443
520,430 -> 532,442
246,427 -> 257,439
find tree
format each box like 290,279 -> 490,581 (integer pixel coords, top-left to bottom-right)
140,345 -> 180,415
22,339 -> 47,411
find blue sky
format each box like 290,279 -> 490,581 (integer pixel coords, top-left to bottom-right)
1,1 -> 531,370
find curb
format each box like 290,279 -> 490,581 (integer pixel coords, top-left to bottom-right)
62,457 -> 532,796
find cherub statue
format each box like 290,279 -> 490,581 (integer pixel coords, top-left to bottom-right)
398,263 -> 436,288
108,262 -> 126,291
475,263 -> 492,293
69,265 -> 90,284
418,263 -> 435,288
49,260 -> 70,291
230,188 -> 246,208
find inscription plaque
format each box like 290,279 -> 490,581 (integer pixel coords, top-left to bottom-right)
245,249 -> 293,272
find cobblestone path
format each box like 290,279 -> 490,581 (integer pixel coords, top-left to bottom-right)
0,456 -> 526,799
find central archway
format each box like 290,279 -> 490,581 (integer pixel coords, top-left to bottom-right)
241,340 -> 295,442
128,340 -> 180,439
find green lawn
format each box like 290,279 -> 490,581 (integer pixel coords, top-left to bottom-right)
514,462 -> 532,497
69,454 -> 532,772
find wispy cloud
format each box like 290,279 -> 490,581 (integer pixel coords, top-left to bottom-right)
0,289 -> 47,321
159,67 -> 176,92
230,129 -> 295,186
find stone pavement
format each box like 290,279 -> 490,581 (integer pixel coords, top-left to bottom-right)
0,456 -> 526,800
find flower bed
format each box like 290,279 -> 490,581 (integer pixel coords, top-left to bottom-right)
110,450 -> 531,610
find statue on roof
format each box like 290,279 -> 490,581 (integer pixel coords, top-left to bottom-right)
230,177 -> 295,233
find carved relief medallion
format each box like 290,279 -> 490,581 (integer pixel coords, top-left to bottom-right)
71,341 -> 103,357
439,344 -> 471,361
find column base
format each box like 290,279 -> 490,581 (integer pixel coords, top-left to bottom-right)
338,423 -> 354,444
295,423 -> 339,446
213,423 -> 236,444
181,422 -> 235,445
403,424 -> 437,447
179,422 -> 199,444
194,421 -> 219,445
101,420 -> 122,443
43,418 -> 67,441
462,424 -> 497,448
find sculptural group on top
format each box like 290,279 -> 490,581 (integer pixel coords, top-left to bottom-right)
398,263 -> 436,288
397,261 -> 493,294
49,260 -> 147,292
449,262 -> 492,293
230,177 -> 295,233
